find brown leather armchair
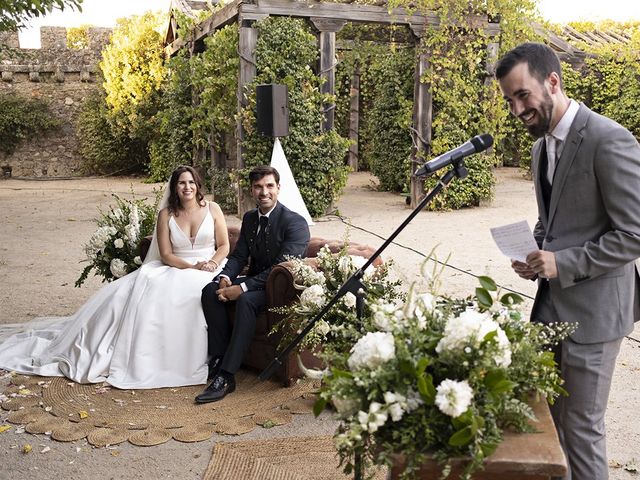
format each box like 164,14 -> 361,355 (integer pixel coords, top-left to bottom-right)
140,227 -> 382,386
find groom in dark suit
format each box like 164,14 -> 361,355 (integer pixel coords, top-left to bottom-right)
497,43 -> 640,480
196,165 -> 310,403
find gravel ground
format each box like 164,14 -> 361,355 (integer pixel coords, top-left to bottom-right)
0,168 -> 638,479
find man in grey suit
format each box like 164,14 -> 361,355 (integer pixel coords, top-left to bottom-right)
496,42 -> 640,480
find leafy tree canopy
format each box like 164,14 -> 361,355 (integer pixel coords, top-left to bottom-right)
0,0 -> 83,32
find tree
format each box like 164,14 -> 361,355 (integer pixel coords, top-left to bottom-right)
0,0 -> 83,32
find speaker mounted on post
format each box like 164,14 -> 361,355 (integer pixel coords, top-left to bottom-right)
256,84 -> 289,137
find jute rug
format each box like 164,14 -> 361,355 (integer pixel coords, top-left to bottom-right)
203,436 -> 387,480
0,371 -> 318,446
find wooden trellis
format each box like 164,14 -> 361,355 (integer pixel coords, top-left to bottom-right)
164,0 -> 501,212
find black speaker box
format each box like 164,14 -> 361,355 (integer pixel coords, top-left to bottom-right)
256,84 -> 289,137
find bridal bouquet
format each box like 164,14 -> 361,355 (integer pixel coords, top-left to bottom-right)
280,250 -> 574,479
75,194 -> 157,287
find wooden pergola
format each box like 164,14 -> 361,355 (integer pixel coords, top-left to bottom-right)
165,0 -> 501,211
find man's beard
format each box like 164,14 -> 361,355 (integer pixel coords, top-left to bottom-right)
522,91 -> 553,139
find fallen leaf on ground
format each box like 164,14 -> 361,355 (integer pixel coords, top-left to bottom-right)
22,444 -> 32,454
0,425 -> 12,433
78,410 -> 89,419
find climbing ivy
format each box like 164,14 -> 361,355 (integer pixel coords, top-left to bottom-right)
240,17 -> 350,218
0,93 -> 60,156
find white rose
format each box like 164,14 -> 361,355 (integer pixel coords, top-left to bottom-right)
388,402 -> 404,422
348,332 -> 395,370
300,284 -> 326,308
315,320 -> 331,336
343,292 -> 357,309
114,238 -> 125,249
133,256 -> 143,266
109,258 -> 128,279
435,379 -> 474,418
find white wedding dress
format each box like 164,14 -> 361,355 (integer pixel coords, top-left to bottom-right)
0,208 -> 223,389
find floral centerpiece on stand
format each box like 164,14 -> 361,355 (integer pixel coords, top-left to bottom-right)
278,248 -> 574,479
75,193 -> 158,287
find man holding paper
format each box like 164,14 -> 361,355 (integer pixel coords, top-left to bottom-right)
496,42 -> 640,480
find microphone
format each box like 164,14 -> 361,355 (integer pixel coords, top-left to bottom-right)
414,133 -> 493,176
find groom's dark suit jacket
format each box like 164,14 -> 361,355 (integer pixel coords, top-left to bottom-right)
218,202 -> 310,290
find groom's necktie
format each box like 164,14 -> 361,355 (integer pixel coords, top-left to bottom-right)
257,215 -> 269,245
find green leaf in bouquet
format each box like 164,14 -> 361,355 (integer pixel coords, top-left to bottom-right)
500,292 -> 524,305
452,410 -> 473,429
539,351 -> 557,367
482,330 -> 498,343
331,368 -> 353,379
399,359 -> 416,376
313,397 -> 327,417
475,287 -> 493,309
416,357 -> 430,375
417,373 -> 436,404
478,276 -> 497,291
448,425 -> 474,447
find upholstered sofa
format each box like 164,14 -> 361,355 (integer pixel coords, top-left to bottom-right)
140,226 -> 381,386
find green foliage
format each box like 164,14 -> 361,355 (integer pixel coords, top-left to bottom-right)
563,22 -> 640,140
0,0 -> 82,32
362,47 -> 414,192
191,24 -> 239,153
76,89 -> 147,174
100,11 -> 166,145
0,93 -> 60,156
148,52 -> 195,181
241,17 -> 350,218
78,11 -> 166,174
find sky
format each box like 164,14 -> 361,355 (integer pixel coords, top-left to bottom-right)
14,0 -> 640,49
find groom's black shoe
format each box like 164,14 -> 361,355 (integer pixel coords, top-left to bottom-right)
195,373 -> 235,404
207,357 -> 222,381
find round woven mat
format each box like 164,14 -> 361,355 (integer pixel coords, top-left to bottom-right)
87,428 -> 130,447
1,371 -> 318,447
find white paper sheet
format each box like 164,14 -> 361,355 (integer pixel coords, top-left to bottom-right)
490,220 -> 539,262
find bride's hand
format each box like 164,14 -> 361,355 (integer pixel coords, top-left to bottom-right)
200,260 -> 219,272
193,261 -> 208,270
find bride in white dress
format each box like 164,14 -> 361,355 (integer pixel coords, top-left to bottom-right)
0,166 -> 229,389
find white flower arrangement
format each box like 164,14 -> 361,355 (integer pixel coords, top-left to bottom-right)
76,194 -> 158,287
281,251 -> 575,479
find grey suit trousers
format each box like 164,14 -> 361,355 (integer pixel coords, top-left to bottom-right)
534,288 -> 622,480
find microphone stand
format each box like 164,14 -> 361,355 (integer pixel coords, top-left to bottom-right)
260,159 -> 467,480
259,158 -> 468,382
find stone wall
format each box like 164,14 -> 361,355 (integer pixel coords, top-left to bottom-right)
0,26 -> 111,177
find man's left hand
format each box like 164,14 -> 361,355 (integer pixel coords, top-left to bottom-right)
526,250 -> 558,279
217,285 -> 243,302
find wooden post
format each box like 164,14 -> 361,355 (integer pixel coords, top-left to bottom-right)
483,18 -> 501,164
310,18 -> 346,131
409,24 -> 433,209
236,22 -> 258,215
348,62 -> 360,171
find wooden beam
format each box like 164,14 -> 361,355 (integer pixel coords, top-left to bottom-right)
311,18 -> 346,131
347,63 -> 360,171
239,0 -> 440,27
236,23 -> 258,215
165,0 -> 241,56
409,24 -> 432,209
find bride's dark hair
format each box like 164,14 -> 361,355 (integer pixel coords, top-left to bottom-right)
167,166 -> 205,215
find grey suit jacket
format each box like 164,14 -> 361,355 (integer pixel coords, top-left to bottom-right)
531,103 -> 640,343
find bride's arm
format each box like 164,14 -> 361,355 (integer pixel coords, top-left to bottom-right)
157,208 -> 200,269
201,201 -> 229,271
